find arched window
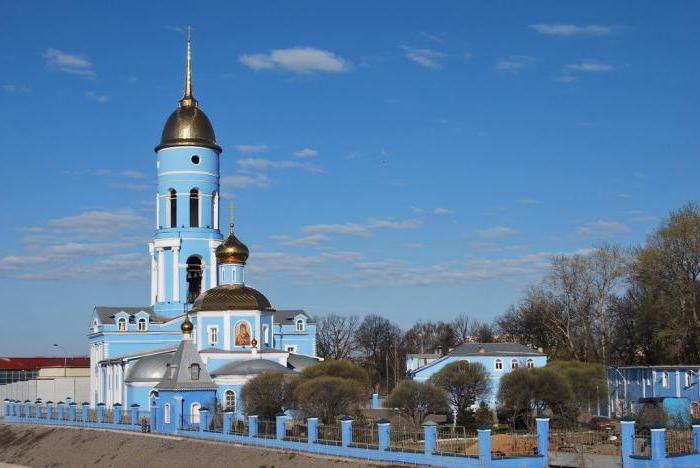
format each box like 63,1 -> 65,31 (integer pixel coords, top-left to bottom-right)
93,320 -> 99,333
189,188 -> 200,227
263,325 -> 269,345
495,359 -> 503,371
686,371 -> 693,388
149,390 -> 158,399
168,189 -> 177,228
138,318 -> 147,331
511,359 -> 519,370
693,402 -> 700,418
164,403 -> 170,424
117,318 -> 127,331
296,319 -> 304,332
186,256 -> 203,303
208,327 -> 218,346
526,359 -> 535,369
662,371 -> 670,388
234,321 -> 252,346
225,390 -> 236,412
211,191 -> 218,229
190,402 -> 201,424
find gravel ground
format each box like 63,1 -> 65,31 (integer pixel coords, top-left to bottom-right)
0,423 -> 391,468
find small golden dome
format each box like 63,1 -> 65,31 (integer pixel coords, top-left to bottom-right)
181,313 -> 194,334
216,224 -> 249,264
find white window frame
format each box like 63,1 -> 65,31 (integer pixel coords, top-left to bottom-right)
495,359 -> 503,371
208,326 -> 218,347
164,403 -> 171,424
263,325 -> 269,345
191,402 -> 201,424
296,319 -> 304,332
686,371 -> 693,388
138,318 -> 147,331
286,345 -> 297,353
225,390 -> 236,412
526,359 -> 535,369
662,371 -> 670,388
511,359 -> 519,370
117,318 -> 127,331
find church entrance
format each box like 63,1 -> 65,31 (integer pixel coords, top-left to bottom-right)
186,256 -> 203,303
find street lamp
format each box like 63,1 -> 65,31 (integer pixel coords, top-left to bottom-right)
612,368 -> 627,416
53,344 -> 67,377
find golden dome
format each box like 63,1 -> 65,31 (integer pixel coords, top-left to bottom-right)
181,313 -> 194,334
216,224 -> 249,264
191,284 -> 273,312
155,28 -> 222,153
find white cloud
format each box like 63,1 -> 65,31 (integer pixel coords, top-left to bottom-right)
240,47 -> 352,74
529,24 -> 613,37
628,210 -> 658,223
85,91 -> 108,103
43,48 -> 96,78
48,209 -> 148,235
276,217 -> 424,243
433,207 -> 453,215
476,227 -> 517,239
565,61 -> 614,72
495,55 -> 536,72
402,46 -> 445,69
420,31 -> 444,43
235,144 -> 268,154
269,233 -> 330,247
221,174 -> 271,189
119,170 -> 146,179
2,84 -> 30,93
576,220 -> 629,237
293,148 -> 318,158
236,158 -> 322,173
518,198 -> 542,205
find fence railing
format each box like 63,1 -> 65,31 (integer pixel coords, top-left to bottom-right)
351,424 -> 378,449
256,419 -> 276,439
317,424 -> 342,445
491,433 -> 539,458
634,428 -> 651,458
389,428 -> 424,453
665,429 -> 694,456
549,429 -> 621,456
285,420 -> 308,442
435,426 -> 475,456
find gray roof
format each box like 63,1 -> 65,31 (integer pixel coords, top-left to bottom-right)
286,353 -> 321,372
407,353 -> 441,359
94,306 -> 171,325
272,309 -> 315,325
125,352 -> 175,382
100,345 -> 177,365
210,359 -> 295,377
200,348 -> 282,355
155,338 -> 216,390
449,343 -> 546,357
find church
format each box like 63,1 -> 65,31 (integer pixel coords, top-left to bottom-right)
87,32 -> 319,421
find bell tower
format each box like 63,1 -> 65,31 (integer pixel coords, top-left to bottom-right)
149,28 -> 223,316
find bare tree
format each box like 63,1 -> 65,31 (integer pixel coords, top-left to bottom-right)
316,314 -> 359,360
451,313 -> 471,344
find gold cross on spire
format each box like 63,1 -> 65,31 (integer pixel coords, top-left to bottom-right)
180,25 -> 197,108
229,201 -> 235,234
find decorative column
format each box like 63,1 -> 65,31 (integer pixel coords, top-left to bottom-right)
155,193 -> 160,228
307,417 -> 318,444
24,401 -> 32,418
377,419 -> 391,451
57,401 -> 65,420
223,409 -> 234,434
248,414 -> 258,437
172,246 -> 180,301
536,415 -> 550,462
620,417 -> 635,468
276,412 -> 288,440
209,248 -> 217,288
213,192 -> 219,229
3,399 -> 9,417
477,425 -> 492,465
82,402 -> 90,422
46,401 -> 54,419
150,252 -> 157,304
35,400 -> 42,418
157,247 -> 165,302
199,408 -> 209,432
423,421 -> 437,454
650,426 -> 666,462
340,416 -> 353,447
97,403 -> 105,423
114,403 -> 122,424
131,404 -> 140,425
372,393 -> 380,409
68,402 -> 77,422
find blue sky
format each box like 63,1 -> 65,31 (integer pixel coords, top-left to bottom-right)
1,1 -> 699,355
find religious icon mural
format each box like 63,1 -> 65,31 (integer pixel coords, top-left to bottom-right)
235,321 -> 251,346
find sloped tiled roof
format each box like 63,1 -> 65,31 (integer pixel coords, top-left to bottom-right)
210,359 -> 295,376
286,353 -> 321,372
155,339 -> 216,390
449,343 -> 545,356
272,309 -> 315,325
94,306 -> 171,324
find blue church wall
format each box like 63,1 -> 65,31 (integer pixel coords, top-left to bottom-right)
126,385 -> 155,409
215,385 -> 244,419
413,355 -> 547,406
157,389 -> 217,432
608,366 -> 700,418
90,332 -> 181,359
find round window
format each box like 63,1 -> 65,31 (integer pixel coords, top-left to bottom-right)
191,155 -> 200,165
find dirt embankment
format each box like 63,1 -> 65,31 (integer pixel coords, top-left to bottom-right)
0,423 -> 381,468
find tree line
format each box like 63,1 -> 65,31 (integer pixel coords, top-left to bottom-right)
315,202 -> 700,389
